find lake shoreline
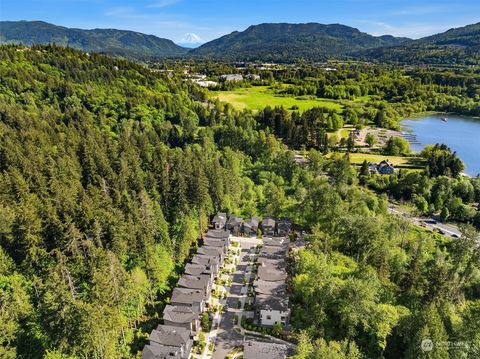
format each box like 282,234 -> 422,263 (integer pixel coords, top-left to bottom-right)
401,113 -> 480,177
401,111 -> 480,122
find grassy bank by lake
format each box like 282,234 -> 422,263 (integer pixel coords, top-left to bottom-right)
331,152 -> 425,169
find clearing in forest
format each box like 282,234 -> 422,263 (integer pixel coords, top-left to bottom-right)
214,86 -> 342,112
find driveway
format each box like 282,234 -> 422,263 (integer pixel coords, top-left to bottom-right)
212,237 -> 260,359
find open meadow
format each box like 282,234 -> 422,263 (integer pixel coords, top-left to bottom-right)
214,86 -> 343,112
343,152 -> 425,169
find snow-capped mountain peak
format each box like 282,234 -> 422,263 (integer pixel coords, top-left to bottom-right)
181,33 -> 203,44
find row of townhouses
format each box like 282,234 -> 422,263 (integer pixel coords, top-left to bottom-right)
142,213 -> 293,358
142,228 -> 231,359
212,213 -> 292,237
253,235 -> 291,327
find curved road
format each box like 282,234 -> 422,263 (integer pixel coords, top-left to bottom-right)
387,203 -> 462,238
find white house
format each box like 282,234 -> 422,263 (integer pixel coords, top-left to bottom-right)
255,294 -> 290,326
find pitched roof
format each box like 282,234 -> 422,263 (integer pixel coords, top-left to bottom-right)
191,254 -> 219,267
256,294 -> 289,312
263,237 -> 289,247
262,217 -> 276,228
227,215 -> 243,226
149,325 -> 190,347
197,246 -> 223,258
142,343 -> 182,359
177,274 -> 210,291
243,340 -> 288,359
184,263 -> 211,277
254,279 -> 286,296
257,258 -> 285,270
171,287 -> 205,306
259,245 -> 287,259
244,216 -> 259,228
205,229 -> 230,239
162,305 -> 199,324
277,219 -> 292,230
212,213 -> 227,224
203,237 -> 228,248
257,266 -> 287,282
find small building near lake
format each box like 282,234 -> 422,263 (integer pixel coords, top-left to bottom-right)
377,160 -> 395,175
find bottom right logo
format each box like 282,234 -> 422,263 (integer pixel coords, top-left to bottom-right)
421,338 -> 434,352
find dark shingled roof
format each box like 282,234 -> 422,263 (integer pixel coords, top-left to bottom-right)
184,263 -> 212,277
257,266 -> 287,282
261,217 -> 276,228
243,340 -> 288,359
203,237 -> 228,248
227,215 -> 243,226
149,325 -> 190,347
259,245 -> 287,259
162,305 -> 199,324
171,287 -> 205,306
142,343 -> 183,359
254,279 -> 286,296
257,258 -> 285,269
212,213 -> 227,224
205,229 -> 230,239
244,216 -> 259,229
197,246 -> 223,258
263,237 -> 290,247
191,254 -> 219,267
177,274 -> 211,291
256,294 -> 289,312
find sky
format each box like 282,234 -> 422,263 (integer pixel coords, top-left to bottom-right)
1,0 -> 480,44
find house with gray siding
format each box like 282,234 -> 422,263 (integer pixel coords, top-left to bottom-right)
162,305 -> 200,336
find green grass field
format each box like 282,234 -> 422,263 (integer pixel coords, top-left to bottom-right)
345,153 -> 425,168
214,86 -> 342,113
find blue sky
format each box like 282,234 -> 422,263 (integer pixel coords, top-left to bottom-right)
2,0 -> 480,43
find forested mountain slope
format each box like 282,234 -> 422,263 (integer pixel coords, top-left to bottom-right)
0,21 -> 188,59
190,23 -> 409,61
362,22 -> 480,65
0,44 -> 253,358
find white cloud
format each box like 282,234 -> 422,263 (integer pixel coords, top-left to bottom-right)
393,5 -> 450,16
105,7 -> 141,18
355,20 -> 465,39
148,0 -> 182,9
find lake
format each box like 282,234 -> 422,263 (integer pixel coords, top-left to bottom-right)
402,114 -> 480,176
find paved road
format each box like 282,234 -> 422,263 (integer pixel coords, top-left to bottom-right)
388,204 -> 462,237
212,238 -> 259,359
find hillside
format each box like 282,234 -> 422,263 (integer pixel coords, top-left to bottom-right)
362,22 -> 480,65
0,20 -> 188,59
0,43 -> 254,358
189,23 -> 409,61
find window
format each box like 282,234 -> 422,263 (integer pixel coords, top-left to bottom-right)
266,315 -> 271,320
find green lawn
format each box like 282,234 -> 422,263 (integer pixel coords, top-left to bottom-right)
214,86 -> 342,113
340,128 -> 352,139
345,153 -> 425,168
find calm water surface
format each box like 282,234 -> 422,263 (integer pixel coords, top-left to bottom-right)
402,114 -> 480,176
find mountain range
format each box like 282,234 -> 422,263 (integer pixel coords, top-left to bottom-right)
0,21 -> 188,59
361,22 -> 480,65
1,20 -> 479,64
189,23 -> 409,61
